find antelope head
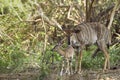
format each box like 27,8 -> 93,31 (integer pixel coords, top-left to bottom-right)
69,29 -> 81,47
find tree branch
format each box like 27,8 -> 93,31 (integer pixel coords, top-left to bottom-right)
107,0 -> 120,29
37,4 -> 62,30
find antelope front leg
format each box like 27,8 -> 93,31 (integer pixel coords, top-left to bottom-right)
77,50 -> 82,73
75,52 -> 79,73
75,47 -> 80,73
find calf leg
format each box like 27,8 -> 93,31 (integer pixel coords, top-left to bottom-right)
65,58 -> 70,75
69,58 -> 73,74
60,59 -> 65,76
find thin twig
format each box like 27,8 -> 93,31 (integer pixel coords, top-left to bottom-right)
67,5 -> 79,24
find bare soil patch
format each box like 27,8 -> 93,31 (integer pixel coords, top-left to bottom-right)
0,67 -> 120,80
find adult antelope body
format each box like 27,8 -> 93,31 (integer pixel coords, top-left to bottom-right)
69,22 -> 111,73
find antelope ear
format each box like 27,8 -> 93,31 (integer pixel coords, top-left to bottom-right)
74,29 -> 80,33
63,29 -> 80,33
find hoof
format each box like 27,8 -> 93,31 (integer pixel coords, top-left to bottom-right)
75,70 -> 82,74
102,69 -> 109,73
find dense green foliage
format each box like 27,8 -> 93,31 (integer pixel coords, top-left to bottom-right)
0,0 -> 120,80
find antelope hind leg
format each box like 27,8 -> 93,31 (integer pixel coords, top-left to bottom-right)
97,40 -> 110,71
91,48 -> 100,58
